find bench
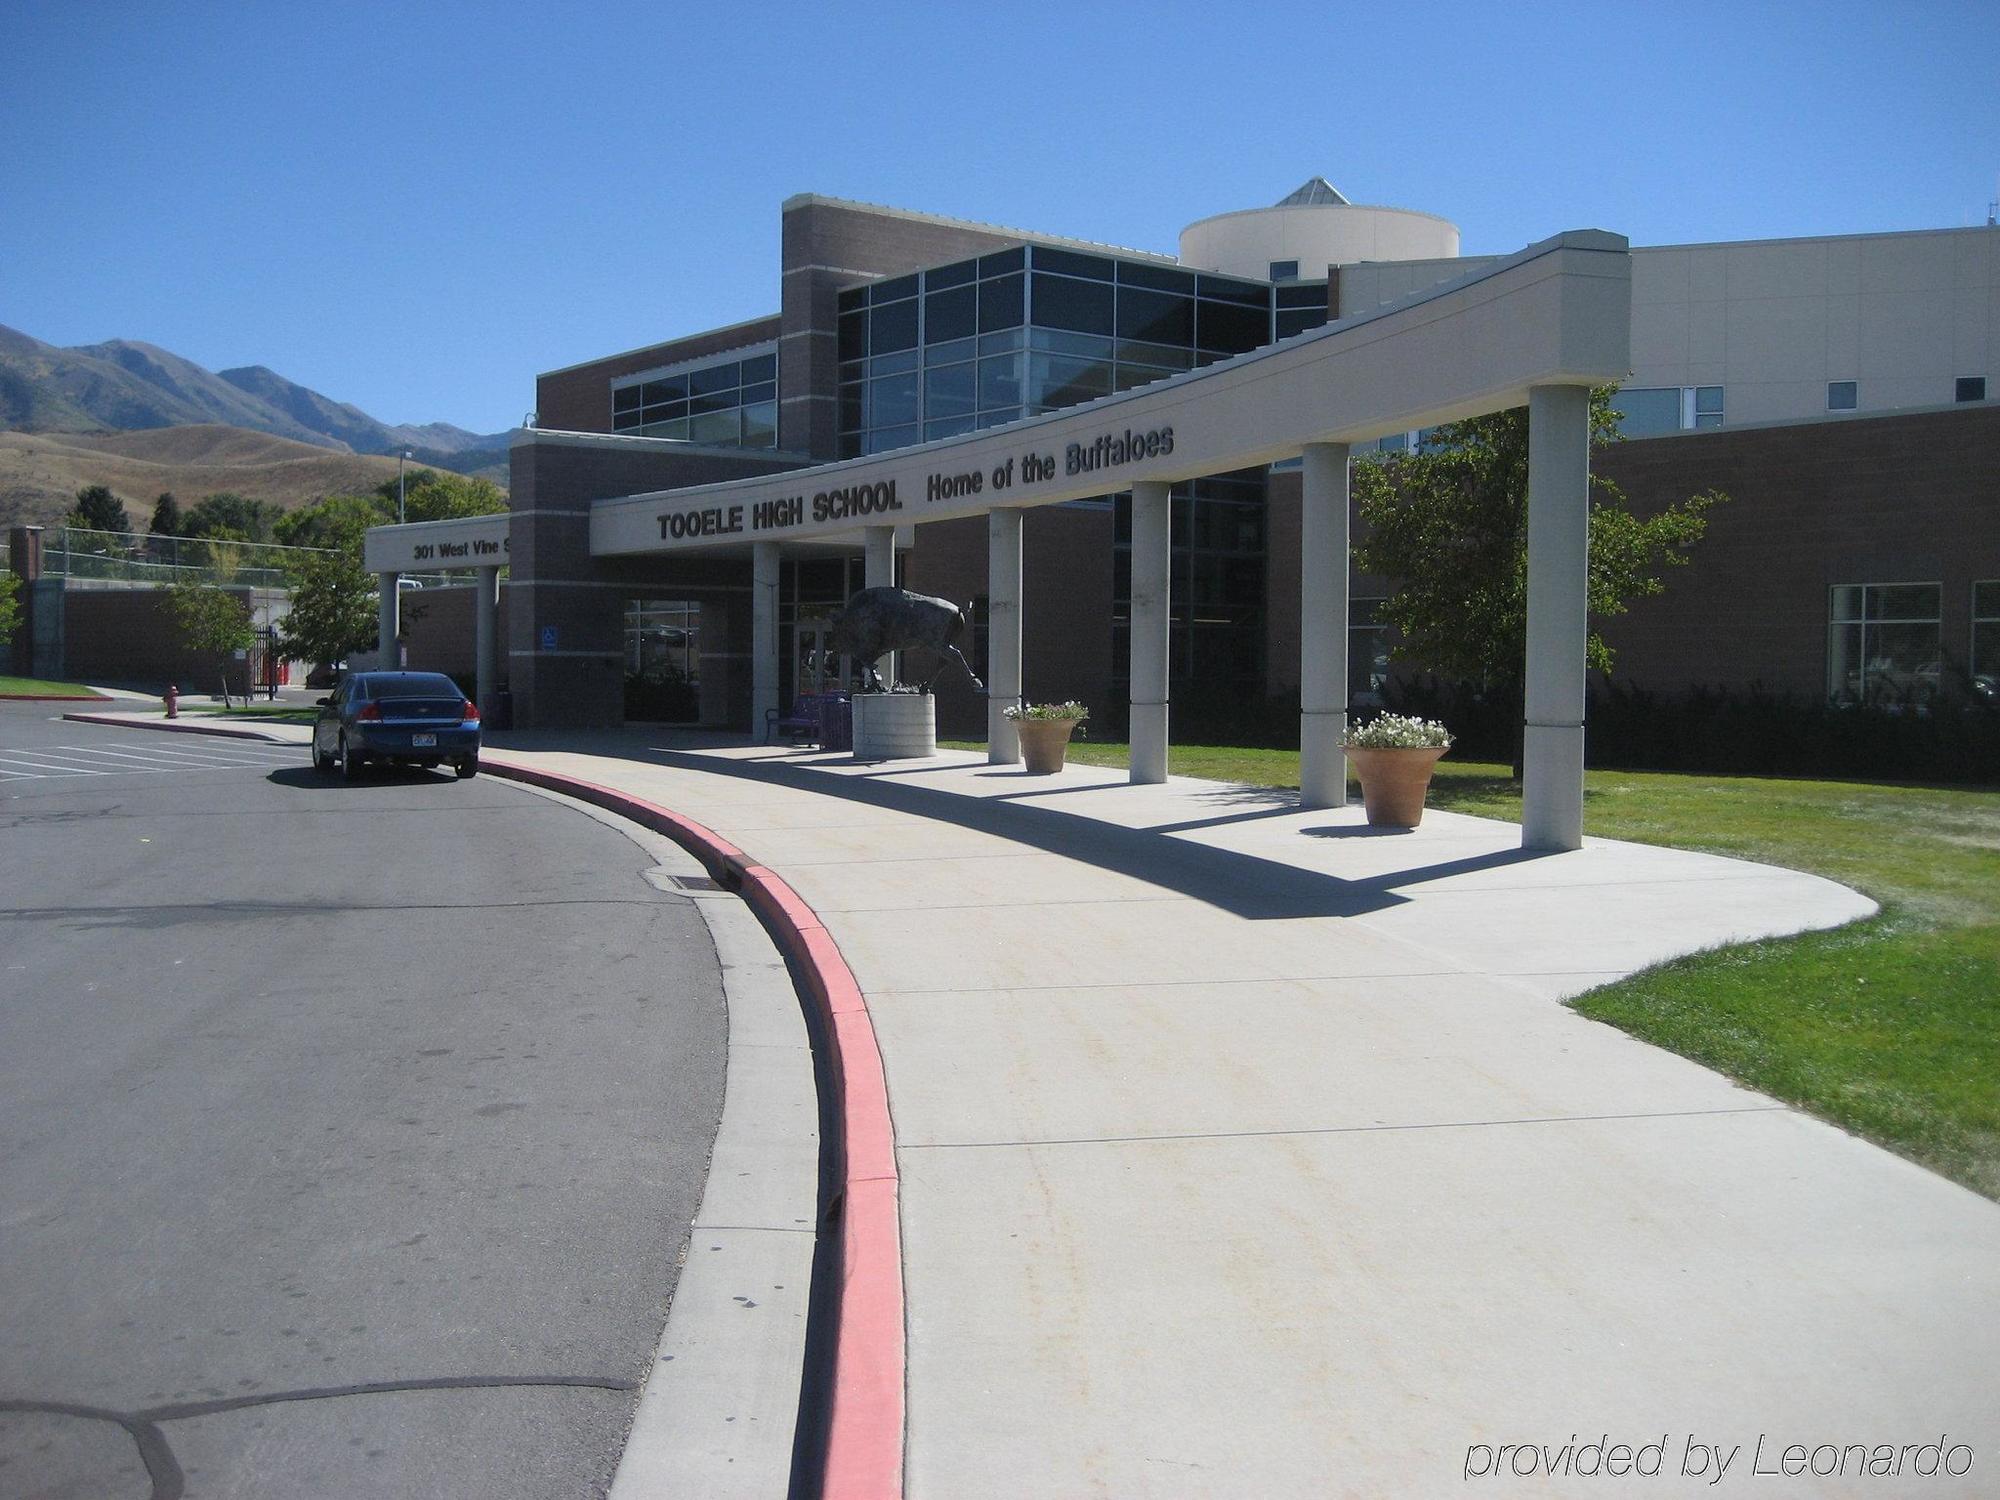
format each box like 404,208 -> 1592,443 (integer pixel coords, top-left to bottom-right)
766,691 -> 850,748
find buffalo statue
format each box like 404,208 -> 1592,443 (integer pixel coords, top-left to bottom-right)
823,586 -> 983,694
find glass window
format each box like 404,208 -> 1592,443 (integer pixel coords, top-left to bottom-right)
1275,308 -> 1330,339
1031,246 -> 1114,281
978,326 -> 1025,355
639,416 -> 689,440
838,311 -> 867,362
1268,259 -> 1300,281
926,258 -> 977,290
1197,299 -> 1268,354
1028,351 -> 1112,409
1828,583 -> 1941,706
1113,363 -> 1173,393
740,380 -> 776,405
870,348 -> 918,376
740,401 -> 778,448
871,297 -> 918,353
977,247 -> 1025,277
1350,598 -> 1390,702
1197,274 -> 1270,307
1974,582 -> 2000,704
689,409 -> 740,446
979,272 -> 1024,332
839,382 -> 864,432
1958,376 -> 1988,403
1117,287 -> 1194,346
613,385 -> 642,413
924,362 -> 977,418
690,364 -> 739,397
741,353 -> 776,383
837,285 -> 868,315
613,408 -> 642,431
1030,326 -> 1113,359
873,273 -> 919,303
689,390 -> 736,415
865,423 -> 918,454
869,372 -> 919,427
925,415 -> 977,441
1612,387 -> 1681,438
925,283 -> 977,343
977,354 -> 1023,411
1032,273 -> 1115,335
1692,385 -> 1724,428
1827,380 -> 1858,411
1275,282 -> 1329,308
1119,261 -> 1197,294
927,335 -> 976,366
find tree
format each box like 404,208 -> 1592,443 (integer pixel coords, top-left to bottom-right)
67,484 -> 128,534
149,492 -> 181,537
273,493 -> 389,554
181,492 -> 274,543
277,549 -> 376,670
167,580 -> 257,708
1351,388 -> 1724,770
376,469 -> 505,524
0,573 -> 19,652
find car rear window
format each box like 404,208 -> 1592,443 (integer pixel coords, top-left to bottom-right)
367,675 -> 464,699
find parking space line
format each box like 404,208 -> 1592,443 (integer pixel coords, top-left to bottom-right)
53,742 -> 296,767
0,753 -> 118,775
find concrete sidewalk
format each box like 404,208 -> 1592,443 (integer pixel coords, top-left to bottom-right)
67,712 -> 2000,1496
476,731 -> 1994,1500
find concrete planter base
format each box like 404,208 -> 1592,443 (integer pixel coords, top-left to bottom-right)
1345,746 -> 1448,827
852,692 -> 936,760
1013,717 -> 1080,774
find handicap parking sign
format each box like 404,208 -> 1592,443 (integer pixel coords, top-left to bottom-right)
539,625 -> 559,650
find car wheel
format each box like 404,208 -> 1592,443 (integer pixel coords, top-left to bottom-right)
455,756 -> 479,779
312,738 -> 334,774
340,735 -> 365,782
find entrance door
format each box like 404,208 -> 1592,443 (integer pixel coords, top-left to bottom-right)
786,621 -> 832,706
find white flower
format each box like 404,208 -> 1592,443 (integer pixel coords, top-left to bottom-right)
1344,712 -> 1454,750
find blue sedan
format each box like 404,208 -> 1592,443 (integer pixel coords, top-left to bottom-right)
313,671 -> 481,780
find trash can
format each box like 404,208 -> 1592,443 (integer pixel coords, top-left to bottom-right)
821,693 -> 853,752
489,688 -> 514,731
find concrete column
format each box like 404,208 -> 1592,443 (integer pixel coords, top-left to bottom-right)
1299,442 -> 1351,809
377,572 -> 398,668
987,508 -> 1023,763
752,541 -> 781,737
1129,480 -> 1171,784
1522,384 -> 1591,851
474,565 -> 499,720
863,524 -> 897,688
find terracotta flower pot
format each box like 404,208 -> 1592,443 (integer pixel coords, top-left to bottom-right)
1344,745 -> 1448,827
1014,717 -> 1080,773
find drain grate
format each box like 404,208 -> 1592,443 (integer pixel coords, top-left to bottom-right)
671,874 -> 724,892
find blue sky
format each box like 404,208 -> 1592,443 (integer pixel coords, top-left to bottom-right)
4,0 -> 1995,435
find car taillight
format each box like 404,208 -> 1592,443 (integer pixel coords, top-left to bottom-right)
462,700 -> 480,723
356,702 -> 382,721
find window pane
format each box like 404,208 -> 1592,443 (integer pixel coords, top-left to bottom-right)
1865,622 -> 1941,703
1827,380 -> 1857,410
927,335 -> 976,365
838,312 -> 867,362
740,380 -> 776,405
1117,339 -> 1192,369
613,385 -> 642,413
865,423 -> 918,454
1030,326 -> 1113,358
612,409 -> 642,431
1117,287 -> 1195,346
1827,622 -> 1864,703
871,297 -> 918,353
638,416 -> 688,440
689,409 -> 739,445
978,354 -> 1023,410
1113,363 -> 1172,392
925,284 -> 977,343
1028,352 -> 1112,409
873,273 -> 918,303
1694,385 -> 1724,414
1276,307 -> 1330,339
925,415 -> 977,441
1612,388 -> 1681,437
838,384 -> 864,431
871,348 -> 918,376
925,362 -> 977,417
1956,376 -> 1987,403
978,273 -> 1024,331
870,372 -> 919,427
740,401 -> 778,448
1276,282 -> 1329,308
1032,273 -> 1114,334
1975,581 -> 2000,619
1268,259 -> 1300,281
1866,583 -> 1939,621
978,327 -> 1025,354
690,364 -> 740,396
977,247 -> 1025,277
1120,261 -> 1197,294
689,391 -> 735,415
926,258 -> 977,290
1197,274 -> 1269,307
1829,585 -> 1864,622
837,286 -> 868,315
1031,246 -> 1114,280
1197,299 -> 1268,354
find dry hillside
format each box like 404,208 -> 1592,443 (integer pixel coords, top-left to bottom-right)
0,425 -> 503,530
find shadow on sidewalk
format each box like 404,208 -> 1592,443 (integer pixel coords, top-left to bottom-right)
497,731 -> 1556,920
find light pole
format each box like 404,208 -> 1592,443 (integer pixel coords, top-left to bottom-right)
397,449 -> 412,524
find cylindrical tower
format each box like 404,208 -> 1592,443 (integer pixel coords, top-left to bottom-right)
1179,178 -> 1459,280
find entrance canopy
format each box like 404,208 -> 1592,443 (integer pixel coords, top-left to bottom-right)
593,229 -> 1630,558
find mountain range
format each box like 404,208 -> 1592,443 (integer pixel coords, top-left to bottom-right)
0,322 -> 509,467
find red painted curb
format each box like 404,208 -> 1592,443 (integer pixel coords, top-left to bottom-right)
60,712 -> 295,743
2,692 -> 111,702
480,756 -> 906,1500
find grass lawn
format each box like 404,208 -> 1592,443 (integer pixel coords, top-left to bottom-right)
0,675 -> 106,698
184,703 -> 317,721
946,737 -> 2000,1198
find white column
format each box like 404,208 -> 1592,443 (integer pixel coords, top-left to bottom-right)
377,572 -> 398,667
1522,384 -> 1591,851
474,565 -> 499,719
1299,442 -> 1351,809
987,508 -> 1023,763
1129,480 -> 1171,784
752,541 -> 781,737
863,525 -> 897,687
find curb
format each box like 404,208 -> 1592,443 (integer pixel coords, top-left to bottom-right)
481,757 -> 905,1500
61,712 -> 298,744
2,693 -> 112,703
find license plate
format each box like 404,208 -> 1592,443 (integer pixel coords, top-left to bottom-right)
412,733 -> 437,747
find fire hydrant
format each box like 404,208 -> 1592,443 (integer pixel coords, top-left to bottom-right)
164,684 -> 179,719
